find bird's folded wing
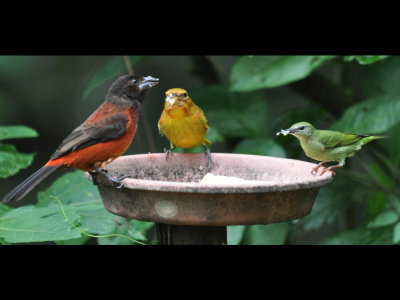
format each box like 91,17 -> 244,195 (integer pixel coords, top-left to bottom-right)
50,113 -> 129,159
322,132 -> 369,150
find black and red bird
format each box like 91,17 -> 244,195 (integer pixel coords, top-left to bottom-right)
2,74 -> 159,204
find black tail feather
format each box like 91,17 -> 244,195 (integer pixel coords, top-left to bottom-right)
2,166 -> 60,204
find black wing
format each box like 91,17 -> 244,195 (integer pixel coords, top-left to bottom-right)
50,113 -> 128,159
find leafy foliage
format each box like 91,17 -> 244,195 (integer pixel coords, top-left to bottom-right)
2,55 -> 400,245
0,171 -> 153,244
0,126 -> 37,178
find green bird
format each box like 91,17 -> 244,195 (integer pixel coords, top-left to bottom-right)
277,122 -> 387,176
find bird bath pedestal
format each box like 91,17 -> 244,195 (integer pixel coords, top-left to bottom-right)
86,153 -> 333,245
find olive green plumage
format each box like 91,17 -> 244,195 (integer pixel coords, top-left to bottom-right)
277,122 -> 387,175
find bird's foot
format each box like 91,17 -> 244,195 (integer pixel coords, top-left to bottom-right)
320,168 -> 337,176
205,147 -> 213,172
164,148 -> 173,162
319,162 -> 344,176
90,169 -> 128,189
311,161 -> 336,175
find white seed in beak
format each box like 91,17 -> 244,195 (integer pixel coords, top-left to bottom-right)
276,129 -> 291,136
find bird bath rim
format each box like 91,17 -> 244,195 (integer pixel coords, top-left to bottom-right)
85,153 -> 333,193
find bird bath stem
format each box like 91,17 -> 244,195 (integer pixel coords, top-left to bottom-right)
86,153 -> 333,245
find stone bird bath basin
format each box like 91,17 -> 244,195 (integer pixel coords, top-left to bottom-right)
86,153 -> 333,244
86,153 -> 333,245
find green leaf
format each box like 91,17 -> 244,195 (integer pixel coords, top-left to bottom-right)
331,94 -> 400,134
0,143 -> 35,178
0,204 -> 81,243
364,162 -> 395,189
320,227 -> 373,245
379,122 -> 400,167
242,223 -> 289,245
0,126 -> 38,141
37,171 -> 116,235
190,84 -> 271,138
83,56 -> 147,99
302,176 -> 357,230
367,210 -> 399,228
0,203 -> 12,216
393,222 -> 400,244
233,138 -> 286,158
363,56 -> 400,97
55,235 -> 91,245
227,225 -> 246,245
367,190 -> 387,217
36,171 -> 150,244
344,55 -> 389,65
98,218 -> 153,245
230,56 -> 335,92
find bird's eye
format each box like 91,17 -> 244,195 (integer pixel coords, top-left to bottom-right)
299,126 -> 305,130
183,92 -> 188,98
131,79 -> 137,84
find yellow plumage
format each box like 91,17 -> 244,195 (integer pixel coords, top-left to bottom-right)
158,88 -> 211,150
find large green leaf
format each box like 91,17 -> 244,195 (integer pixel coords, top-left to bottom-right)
83,56 -> 147,99
0,126 -> 38,141
363,56 -> 400,97
241,223 -> 289,245
36,171 -> 150,244
302,176 -> 358,231
37,171 -> 116,236
190,84 -> 271,138
367,210 -> 399,228
0,143 -> 35,178
233,138 -> 286,157
331,95 -> 400,134
230,56 -> 335,92
227,225 -> 246,245
0,204 -> 81,243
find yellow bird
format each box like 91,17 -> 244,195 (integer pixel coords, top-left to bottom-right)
158,88 -> 212,169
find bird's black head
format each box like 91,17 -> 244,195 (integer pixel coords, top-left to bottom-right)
106,74 -> 159,103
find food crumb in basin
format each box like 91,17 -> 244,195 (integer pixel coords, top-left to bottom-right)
199,173 -> 264,184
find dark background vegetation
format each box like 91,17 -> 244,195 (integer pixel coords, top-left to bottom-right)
0,55 -> 399,245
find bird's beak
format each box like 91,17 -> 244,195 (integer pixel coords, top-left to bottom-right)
276,128 -> 292,136
139,76 -> 159,90
165,94 -> 176,106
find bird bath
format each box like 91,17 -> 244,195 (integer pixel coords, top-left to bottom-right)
85,153 -> 333,244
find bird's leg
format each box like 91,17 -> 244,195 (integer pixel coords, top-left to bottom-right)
164,144 -> 175,162
89,170 -> 99,186
320,162 -> 345,176
311,161 -> 336,175
204,146 -> 213,172
90,168 -> 126,189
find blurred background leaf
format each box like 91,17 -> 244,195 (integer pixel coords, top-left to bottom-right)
0,144 -> 35,178
344,55 -> 389,65
241,223 -> 289,245
83,56 -> 147,99
230,56 -> 335,92
0,126 -> 38,140
331,95 -> 400,133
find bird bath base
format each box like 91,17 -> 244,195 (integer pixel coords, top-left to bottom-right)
86,153 -> 333,244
